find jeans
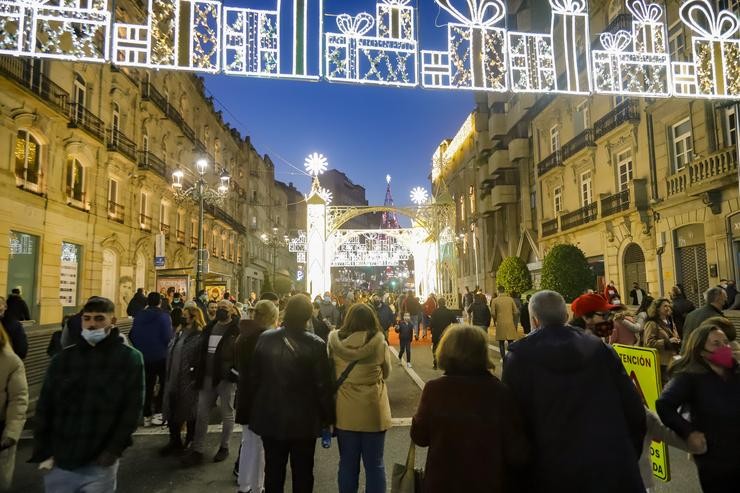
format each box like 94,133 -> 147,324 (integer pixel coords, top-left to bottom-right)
168,419 -> 195,447
44,461 -> 119,493
238,426 -> 265,493
143,359 -> 166,417
192,377 -> 236,453
410,314 -> 421,338
398,339 -> 411,363
432,340 -> 440,368
498,340 -> 513,360
336,429 -> 386,493
262,436 -> 316,493
421,314 -> 431,338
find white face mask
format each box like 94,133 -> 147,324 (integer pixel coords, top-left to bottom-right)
81,328 -> 109,346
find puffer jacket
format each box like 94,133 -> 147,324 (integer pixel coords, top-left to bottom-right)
249,325 -> 334,440
328,331 -> 391,432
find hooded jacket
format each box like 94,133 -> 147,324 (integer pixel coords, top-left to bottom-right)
502,324 -> 646,493
129,307 -> 173,362
328,330 -> 391,432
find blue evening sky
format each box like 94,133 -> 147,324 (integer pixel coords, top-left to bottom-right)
203,0 -> 475,208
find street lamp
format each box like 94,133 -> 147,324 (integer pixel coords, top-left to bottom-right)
171,158 -> 230,296
261,227 -> 289,287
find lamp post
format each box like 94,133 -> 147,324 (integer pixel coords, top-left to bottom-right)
171,158 -> 230,296
261,227 -> 289,288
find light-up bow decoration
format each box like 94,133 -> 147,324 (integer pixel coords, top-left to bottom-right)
335,13 -> 375,36
435,0 -> 505,26
626,0 -> 663,24
679,0 -> 740,39
380,0 -> 412,6
548,0 -> 587,14
599,31 -> 632,52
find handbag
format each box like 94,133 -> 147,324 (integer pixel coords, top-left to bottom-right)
391,441 -> 424,493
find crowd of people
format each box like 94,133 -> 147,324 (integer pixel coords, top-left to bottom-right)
0,277 -> 738,492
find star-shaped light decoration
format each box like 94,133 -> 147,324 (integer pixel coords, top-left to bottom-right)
410,186 -> 429,205
317,187 -> 333,204
386,174 -> 391,184
304,152 -> 328,177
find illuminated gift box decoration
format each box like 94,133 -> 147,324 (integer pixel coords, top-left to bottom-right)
223,6 -> 279,76
680,0 -> 740,98
508,32 -> 556,92
325,4 -> 418,87
376,0 -> 414,40
629,0 -> 666,54
549,0 -> 590,93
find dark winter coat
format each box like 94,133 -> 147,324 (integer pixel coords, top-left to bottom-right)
0,317 -> 28,360
126,293 -> 147,317
657,366 -> 740,485
194,315 -> 239,389
681,304 -> 724,350
311,316 -> 330,343
235,320 -> 269,424
374,302 -> 395,332
724,285 -> 738,309
162,327 -> 201,424
5,294 -> 30,321
404,296 -> 422,316
129,307 -> 173,362
61,312 -> 83,348
520,302 -> 531,334
319,301 -> 340,327
502,324 -> 646,493
395,321 -> 414,341
671,296 -> 695,335
429,307 -> 457,344
411,373 -> 529,493
248,325 -> 334,440
467,301 -> 491,328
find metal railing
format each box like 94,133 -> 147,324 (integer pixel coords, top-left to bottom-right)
537,149 -> 563,176
141,82 -> 168,114
561,203 -> 598,231
542,218 -> 559,237
594,99 -> 640,141
601,189 -> 630,217
176,229 -> 186,244
107,201 -> 125,223
67,102 -> 105,142
190,236 -> 198,249
205,202 -> 247,234
561,129 -> 595,161
137,151 -> 168,178
107,128 -> 137,162
666,147 -> 738,196
139,214 -> 152,231
0,56 -> 69,114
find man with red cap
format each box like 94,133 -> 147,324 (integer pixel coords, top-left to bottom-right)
570,293 -> 623,339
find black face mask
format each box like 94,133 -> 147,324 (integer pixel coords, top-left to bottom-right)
592,320 -> 614,338
215,308 -> 230,322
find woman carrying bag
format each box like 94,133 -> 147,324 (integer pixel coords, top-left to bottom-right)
328,303 -> 392,493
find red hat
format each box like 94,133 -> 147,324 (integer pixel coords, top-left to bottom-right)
571,293 -> 620,318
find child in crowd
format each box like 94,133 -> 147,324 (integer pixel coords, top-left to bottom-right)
396,313 -> 413,368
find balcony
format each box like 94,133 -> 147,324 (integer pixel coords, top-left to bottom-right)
139,214 -> 152,231
542,218 -> 559,237
509,138 -> 529,161
176,229 -> 186,244
488,146 -> 511,174
537,149 -> 563,176
190,236 -> 198,249
141,82 -> 168,114
160,223 -> 170,237
0,56 -> 69,115
561,203 -> 598,231
594,100 -> 640,141
107,201 -> 125,223
107,128 -> 137,162
204,203 -> 247,234
66,191 -> 89,212
249,169 -> 259,177
138,151 -> 168,178
68,103 -> 105,142
601,189 -> 630,218
666,147 -> 738,197
561,129 -> 595,161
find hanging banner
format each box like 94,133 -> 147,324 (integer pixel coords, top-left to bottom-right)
155,233 -> 166,268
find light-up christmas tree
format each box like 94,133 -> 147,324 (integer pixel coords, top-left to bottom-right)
381,175 -> 400,229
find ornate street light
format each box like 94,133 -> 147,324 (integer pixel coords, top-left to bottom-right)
171,158 -> 231,296
261,226 -> 290,286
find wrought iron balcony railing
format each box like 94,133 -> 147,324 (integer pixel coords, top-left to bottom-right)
0,56 -> 69,115
107,201 -> 125,223
107,128 -> 137,162
190,236 -> 198,249
139,214 -> 152,231
561,203 -> 598,231
141,82 -> 168,114
562,129 -> 595,161
601,189 -> 630,218
594,99 -> 640,141
176,229 -> 186,244
537,149 -> 563,176
137,151 -> 168,178
542,218 -> 559,237
68,102 -> 105,142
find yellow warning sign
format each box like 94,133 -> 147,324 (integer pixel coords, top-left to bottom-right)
613,344 -> 670,482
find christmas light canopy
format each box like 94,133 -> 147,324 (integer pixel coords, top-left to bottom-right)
305,152 -> 329,177
0,0 -> 738,98
410,186 -> 429,205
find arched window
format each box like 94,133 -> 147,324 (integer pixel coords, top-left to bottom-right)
73,75 -> 86,124
15,130 -> 40,186
111,103 -> 120,146
65,157 -> 85,203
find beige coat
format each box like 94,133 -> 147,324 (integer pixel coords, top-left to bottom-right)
490,295 -> 519,341
0,344 -> 28,491
328,330 -> 392,432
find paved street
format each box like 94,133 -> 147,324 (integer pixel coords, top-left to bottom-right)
12,332 -> 700,492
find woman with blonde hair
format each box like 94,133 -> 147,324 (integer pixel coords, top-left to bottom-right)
328,303 -> 391,493
160,305 -> 205,455
657,323 -> 740,492
0,324 -> 28,491
642,297 -> 680,383
411,324 -> 528,493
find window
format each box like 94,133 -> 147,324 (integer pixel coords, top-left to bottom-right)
468,185 -> 475,213
73,75 -> 86,107
672,118 -> 693,171
15,130 -> 40,186
159,202 -> 169,227
111,103 -> 120,145
668,22 -> 685,60
211,230 -> 219,254
607,0 -> 623,21
251,216 -> 257,229
191,218 -> 197,240
550,125 -> 560,153
553,186 -> 562,214
726,107 -> 737,147
142,133 -> 149,154
617,150 -> 633,191
575,101 -> 589,135
580,170 -> 593,207
108,178 -> 118,212
65,158 -> 85,203
176,210 -> 184,233
140,192 -> 148,220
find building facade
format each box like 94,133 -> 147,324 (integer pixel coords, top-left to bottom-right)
321,169 -> 374,229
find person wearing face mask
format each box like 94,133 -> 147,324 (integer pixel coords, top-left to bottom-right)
319,292 -> 340,329
205,300 -> 219,323
371,295 -> 395,343
30,297 -> 144,491
657,323 -> 740,493
570,292 -> 623,341
642,298 -> 681,384
182,300 -> 240,466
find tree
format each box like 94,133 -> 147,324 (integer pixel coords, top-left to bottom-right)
274,276 -> 292,295
540,244 -> 594,302
495,256 -> 532,295
261,273 -> 273,295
